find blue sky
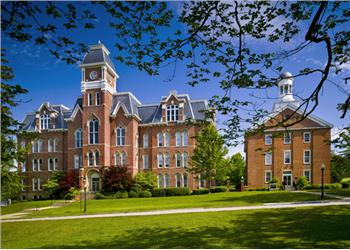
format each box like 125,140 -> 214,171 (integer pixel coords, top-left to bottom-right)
2,2 -> 349,155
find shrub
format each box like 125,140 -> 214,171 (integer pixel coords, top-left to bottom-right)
325,183 -> 342,189
247,187 -> 268,191
95,192 -> 105,199
134,172 -> 157,191
165,187 -> 190,196
341,180 -> 350,188
139,190 -> 152,198
64,187 -> 79,200
128,190 -> 139,198
269,177 -> 279,184
114,190 -> 129,199
296,176 -> 309,190
100,166 -> 134,193
210,186 -> 227,193
151,188 -> 167,197
192,188 -> 209,195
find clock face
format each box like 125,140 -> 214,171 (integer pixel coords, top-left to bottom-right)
89,71 -> 97,80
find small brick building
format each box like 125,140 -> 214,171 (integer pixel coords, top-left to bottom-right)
17,43 -> 211,200
245,72 -> 332,188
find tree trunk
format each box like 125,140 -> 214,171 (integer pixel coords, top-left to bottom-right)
208,178 -> 211,193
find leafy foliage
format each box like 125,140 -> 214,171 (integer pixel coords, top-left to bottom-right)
216,153 -> 246,186
43,170 -> 79,199
134,172 -> 157,191
296,176 -> 309,190
331,153 -> 350,183
100,166 -> 134,193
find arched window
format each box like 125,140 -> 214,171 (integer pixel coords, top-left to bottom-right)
176,152 -> 182,167
183,173 -> 188,187
75,129 -> 82,148
183,130 -> 188,146
166,105 -> 179,121
48,158 -> 54,171
157,132 -> 163,147
88,151 -> 94,166
158,174 -> 164,188
40,114 -> 50,130
176,173 -> 182,187
114,152 -> 121,166
48,138 -> 57,152
175,132 -> 181,146
74,155 -> 82,169
164,132 -> 169,147
32,139 -> 43,153
183,152 -> 188,168
121,151 -> 127,166
165,174 -> 170,188
90,172 -> 100,192
116,127 -> 125,146
143,133 -> 149,148
157,153 -> 164,168
164,152 -> 170,168
89,119 -> 99,144
95,151 -> 100,166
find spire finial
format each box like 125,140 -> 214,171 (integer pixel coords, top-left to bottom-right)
98,40 -> 101,44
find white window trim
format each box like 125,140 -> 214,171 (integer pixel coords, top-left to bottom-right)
166,104 -> 179,122
265,170 -> 272,183
143,155 -> 149,169
157,132 -> 163,147
303,132 -> 311,143
265,152 -> 272,165
164,132 -> 169,147
303,170 -> 311,182
303,149 -> 311,164
176,132 -> 181,147
283,132 -> 291,144
284,150 -> 292,165
116,127 -> 125,146
157,154 -> 164,168
143,134 -> 149,148
75,129 -> 82,148
88,93 -> 93,106
265,134 -> 272,145
95,92 -> 101,106
183,130 -> 188,146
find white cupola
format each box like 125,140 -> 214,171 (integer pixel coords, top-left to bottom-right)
272,72 -> 300,112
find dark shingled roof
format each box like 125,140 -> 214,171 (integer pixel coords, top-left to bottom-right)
82,44 -> 116,71
111,92 -> 140,116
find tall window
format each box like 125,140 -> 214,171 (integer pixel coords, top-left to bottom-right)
176,173 -> 182,187
176,152 -> 182,167
48,138 -> 57,152
32,139 -> 43,153
21,161 -> 26,173
75,129 -> 82,148
265,152 -> 272,165
116,127 -> 125,146
284,150 -> 291,164
143,134 -> 149,148
164,132 -> 169,147
304,150 -> 311,164
158,174 -> 164,188
143,155 -> 149,169
284,132 -> 291,144
40,114 -> 50,130
167,105 -> 179,121
95,151 -> 100,166
164,153 -> 170,168
88,151 -> 94,166
183,152 -> 188,168
165,174 -> 170,188
304,170 -> 311,182
32,178 -> 41,191
304,132 -> 311,143
157,132 -> 163,147
48,158 -> 58,171
183,130 -> 188,146
115,152 -> 121,166
265,134 -> 272,145
89,119 -> 99,144
88,93 -> 93,106
32,159 -> 42,172
96,92 -> 101,105
157,153 -> 164,168
265,171 -> 272,183
121,151 -> 126,166
183,174 -> 188,187
74,155 -> 82,169
176,132 -> 181,147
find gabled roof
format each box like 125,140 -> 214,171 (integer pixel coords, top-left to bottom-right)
111,92 -> 141,117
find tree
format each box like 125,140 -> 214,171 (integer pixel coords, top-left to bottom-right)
216,153 -> 246,187
1,50 -> 29,201
189,124 -> 228,191
43,170 -> 79,199
100,166 -> 134,193
134,172 -> 157,191
331,153 -> 350,183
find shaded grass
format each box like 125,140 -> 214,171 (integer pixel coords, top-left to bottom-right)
308,188 -> 350,197
0,200 -> 55,215
20,191 -> 325,218
2,205 -> 350,249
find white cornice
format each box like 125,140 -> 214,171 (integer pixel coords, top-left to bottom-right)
81,80 -> 116,95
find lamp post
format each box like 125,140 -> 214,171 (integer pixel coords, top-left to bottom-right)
83,175 -> 87,213
321,163 -> 325,199
240,176 -> 244,192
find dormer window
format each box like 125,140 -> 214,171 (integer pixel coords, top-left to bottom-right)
167,105 -> 179,122
40,114 -> 50,130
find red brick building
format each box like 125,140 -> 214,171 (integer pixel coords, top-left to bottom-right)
18,43 -> 210,200
245,72 -> 332,188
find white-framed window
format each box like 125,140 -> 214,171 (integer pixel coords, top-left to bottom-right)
157,153 -> 164,168
88,93 -> 93,106
48,158 -> 58,171
176,132 -> 181,146
304,132 -> 311,143
114,152 -> 121,166
89,119 -> 99,144
48,138 -> 57,152
32,139 -> 43,153
183,173 -> 188,187
21,178 -> 26,191
40,114 -> 50,130
116,126 -> 125,146
95,151 -> 100,166
88,151 -> 94,166
176,173 -> 182,187
32,159 -> 42,172
164,152 -> 170,168
143,155 -> 149,169
75,129 -> 82,148
157,132 -> 163,147
166,105 -> 179,122
143,133 -> 149,148
95,92 -> 101,105
32,178 -> 41,191
183,130 -> 188,146
176,152 -> 182,167
183,152 -> 188,168
165,174 -> 170,187
158,174 -> 164,188
74,155 -> 82,169
265,152 -> 272,165
121,151 -> 126,166
164,132 -> 169,147
304,170 -> 311,182
265,134 -> 272,145
284,132 -> 291,144
284,150 -> 291,164
265,171 -> 272,183
21,161 -> 26,172
304,150 -> 311,164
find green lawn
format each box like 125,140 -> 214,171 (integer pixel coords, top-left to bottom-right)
2,205 -> 350,248
13,191 -> 327,218
309,188 -> 350,197
0,200 -> 55,215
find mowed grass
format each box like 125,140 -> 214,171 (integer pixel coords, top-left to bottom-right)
17,191 -> 325,218
2,205 -> 350,249
313,188 -> 350,197
0,200 -> 55,215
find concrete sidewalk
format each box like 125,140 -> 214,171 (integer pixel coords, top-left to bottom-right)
2,199 -> 350,223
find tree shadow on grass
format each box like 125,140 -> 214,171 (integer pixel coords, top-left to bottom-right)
41,206 -> 350,249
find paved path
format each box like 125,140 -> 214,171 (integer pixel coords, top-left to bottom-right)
2,199 -> 350,223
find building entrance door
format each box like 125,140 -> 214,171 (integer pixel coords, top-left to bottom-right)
282,171 -> 292,190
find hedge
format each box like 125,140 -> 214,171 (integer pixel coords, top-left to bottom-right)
191,189 -> 209,195
341,180 -> 350,188
114,191 -> 129,199
139,190 -> 152,198
305,183 -> 342,190
152,187 -> 190,197
210,186 -> 228,193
